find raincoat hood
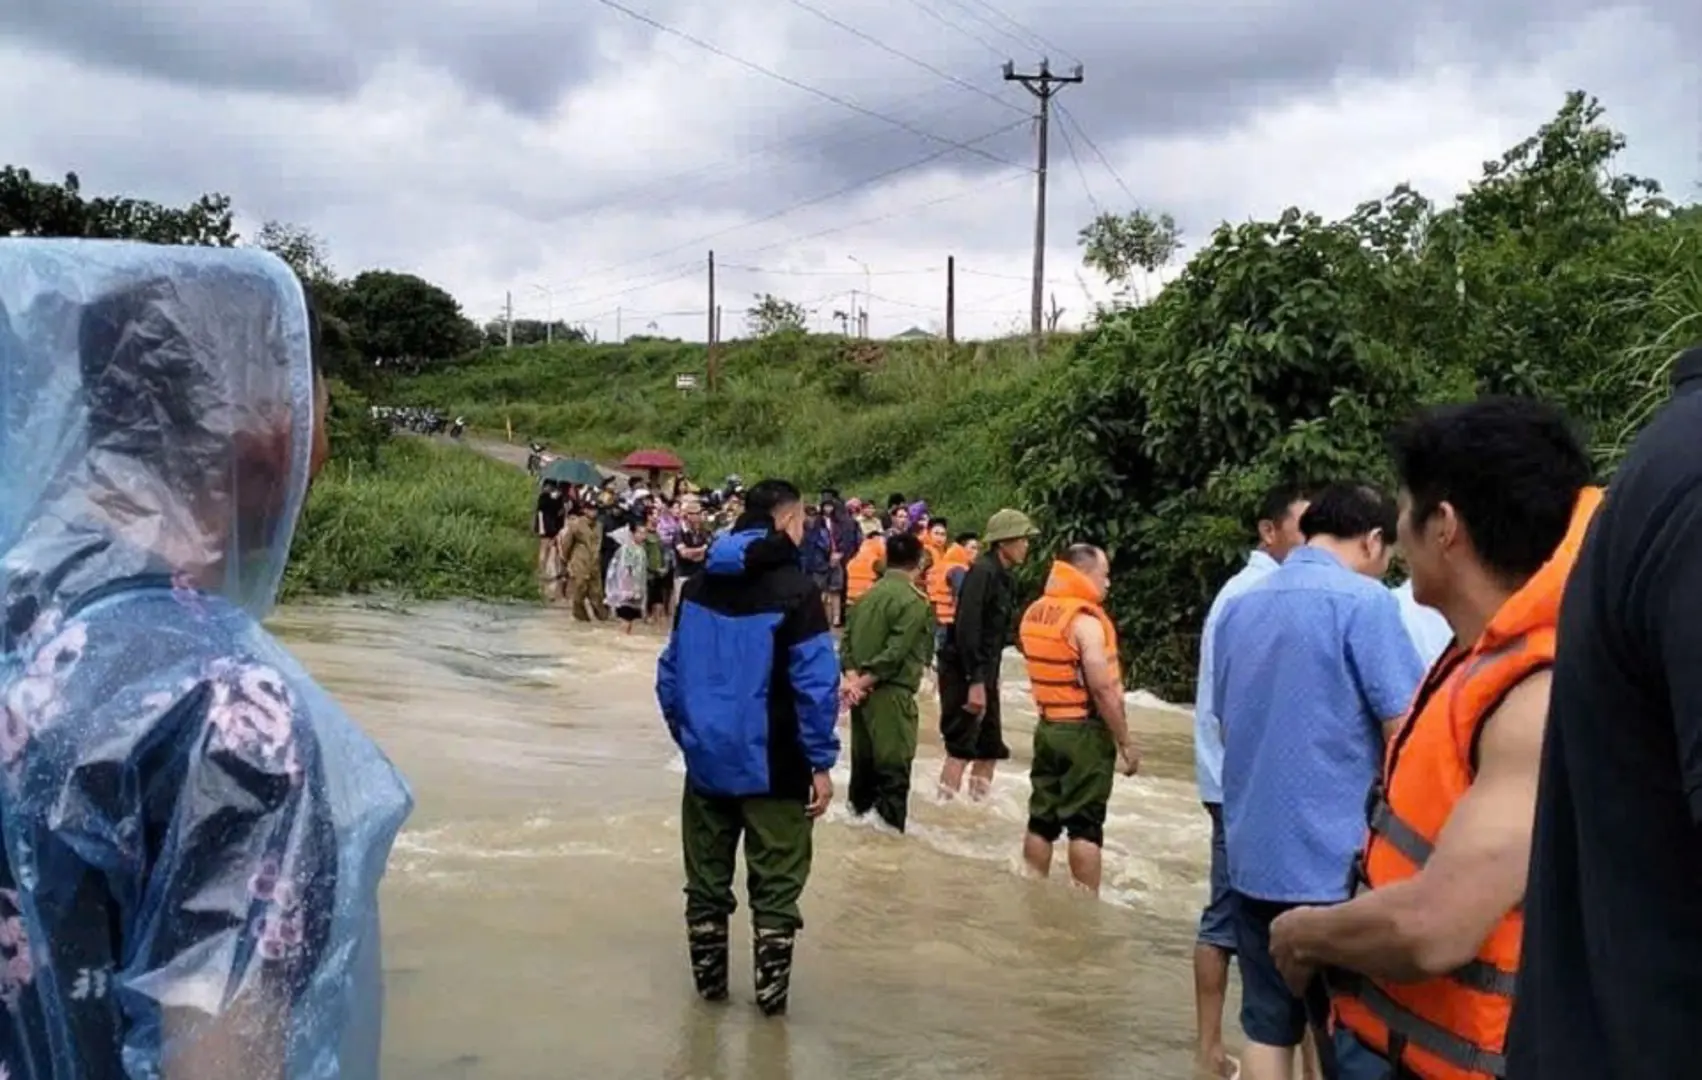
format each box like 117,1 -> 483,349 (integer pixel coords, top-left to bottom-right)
705,527 -> 801,577
1,240 -> 315,618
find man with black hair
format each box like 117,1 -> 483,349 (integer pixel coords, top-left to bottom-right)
536,479 -> 567,599
1191,483 -> 1309,1078
1211,482 -> 1425,1080
840,532 -> 937,832
1265,399 -> 1599,1079
657,478 -> 841,1017
1505,346 -> 1702,1079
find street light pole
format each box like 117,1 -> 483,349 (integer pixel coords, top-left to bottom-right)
847,256 -> 871,337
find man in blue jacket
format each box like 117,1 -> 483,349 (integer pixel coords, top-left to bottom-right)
656,478 -> 842,1017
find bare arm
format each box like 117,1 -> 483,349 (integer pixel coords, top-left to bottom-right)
1274,669 -> 1549,981
1071,615 -> 1131,750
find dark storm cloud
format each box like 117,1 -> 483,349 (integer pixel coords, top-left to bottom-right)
0,0 -> 613,114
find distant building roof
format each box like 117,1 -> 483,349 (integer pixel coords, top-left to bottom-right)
891,326 -> 935,340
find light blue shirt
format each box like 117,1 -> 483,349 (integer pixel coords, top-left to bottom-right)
1393,579 -> 1453,668
1195,549 -> 1280,804
1213,546 -> 1426,903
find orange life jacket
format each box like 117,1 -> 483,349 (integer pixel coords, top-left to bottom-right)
1330,486 -> 1603,1080
1017,560 -> 1121,723
926,543 -> 972,626
846,536 -> 885,604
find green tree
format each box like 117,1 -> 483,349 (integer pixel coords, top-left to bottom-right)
746,293 -> 807,337
340,270 -> 480,364
254,219 -> 337,285
480,319 -> 589,347
0,166 -> 236,245
1077,208 -> 1183,301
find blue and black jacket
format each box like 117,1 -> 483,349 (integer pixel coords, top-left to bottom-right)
656,525 -> 842,800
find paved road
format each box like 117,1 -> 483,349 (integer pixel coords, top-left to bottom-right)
456,436 -> 629,485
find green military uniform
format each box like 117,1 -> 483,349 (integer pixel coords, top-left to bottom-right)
840,570 -> 937,830
559,514 -> 605,621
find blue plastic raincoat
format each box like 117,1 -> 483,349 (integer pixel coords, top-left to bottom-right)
0,241 -> 413,1078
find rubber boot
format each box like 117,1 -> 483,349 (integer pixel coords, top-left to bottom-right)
753,927 -> 795,1017
687,920 -> 729,1002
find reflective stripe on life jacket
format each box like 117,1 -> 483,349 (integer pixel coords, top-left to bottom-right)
1017,559 -> 1120,723
1330,486 -> 1603,1080
846,536 -> 885,603
927,544 -> 972,626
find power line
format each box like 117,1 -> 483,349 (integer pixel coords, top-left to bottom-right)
718,262 -> 935,277
1057,103 -> 1134,205
956,0 -> 1081,67
782,0 -> 1026,118
560,117 -> 1029,291
591,0 -> 1025,170
906,0 -> 1007,59
1053,104 -> 1102,214
737,168 -> 1031,257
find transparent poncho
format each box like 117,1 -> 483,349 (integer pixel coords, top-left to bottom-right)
0,240 -> 413,1078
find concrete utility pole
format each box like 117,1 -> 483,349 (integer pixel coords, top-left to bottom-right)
945,255 -> 956,345
706,250 -> 717,391
504,290 -> 514,348
1004,58 -> 1082,359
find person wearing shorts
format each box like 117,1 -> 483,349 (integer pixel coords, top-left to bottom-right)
1017,545 -> 1139,893
935,509 -> 1036,800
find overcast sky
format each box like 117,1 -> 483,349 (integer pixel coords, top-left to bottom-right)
3,1 -> 1697,341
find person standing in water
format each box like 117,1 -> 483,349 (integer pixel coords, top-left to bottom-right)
656,479 -> 840,1017
0,243 -> 412,1077
1017,544 -> 1140,893
840,533 -> 937,832
560,500 -> 607,622
937,509 -> 1036,800
1192,484 -> 1309,1078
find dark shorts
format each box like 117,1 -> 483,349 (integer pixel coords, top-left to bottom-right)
826,565 -> 846,591
1233,893 -> 1336,1049
809,570 -> 831,592
614,604 -> 643,621
1197,802 -> 1236,951
1026,720 -> 1116,846
936,649 -> 1009,761
647,572 -> 672,603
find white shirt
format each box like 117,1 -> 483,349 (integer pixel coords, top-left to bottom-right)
1393,579 -> 1453,668
1195,549 -> 1280,804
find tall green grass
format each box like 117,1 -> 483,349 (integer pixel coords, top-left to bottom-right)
282,437 -> 538,602
396,332 -> 1076,529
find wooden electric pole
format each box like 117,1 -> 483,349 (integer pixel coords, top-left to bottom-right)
706,250 -> 717,392
945,256 -> 956,346
504,290 -> 514,348
1004,58 -> 1082,359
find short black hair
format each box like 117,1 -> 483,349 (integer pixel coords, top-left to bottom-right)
1390,396 -> 1591,581
1255,483 -> 1306,529
887,493 -> 907,509
954,532 -> 978,545
929,517 -> 948,531
884,532 -> 924,570
742,478 -> 803,522
1299,482 -> 1397,542
1061,543 -> 1104,571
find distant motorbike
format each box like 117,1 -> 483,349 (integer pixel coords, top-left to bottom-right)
450,417 -> 466,439
526,442 -> 546,475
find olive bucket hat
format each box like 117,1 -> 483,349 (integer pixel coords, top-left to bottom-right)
983,508 -> 1038,545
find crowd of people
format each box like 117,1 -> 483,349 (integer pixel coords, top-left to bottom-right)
647,365 -> 1702,1080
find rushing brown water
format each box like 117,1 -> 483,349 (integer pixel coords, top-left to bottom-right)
270,599 -> 1234,1079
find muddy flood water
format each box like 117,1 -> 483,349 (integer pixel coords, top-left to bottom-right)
269,599 -> 1238,1079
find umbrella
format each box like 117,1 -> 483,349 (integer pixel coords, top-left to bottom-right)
621,448 -> 684,471
542,458 -> 603,485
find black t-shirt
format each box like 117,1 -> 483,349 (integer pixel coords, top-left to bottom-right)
675,527 -> 711,578
1507,352 -> 1702,1078
536,492 -> 566,538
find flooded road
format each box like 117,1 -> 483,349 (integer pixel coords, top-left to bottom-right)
269,600 -> 1234,1079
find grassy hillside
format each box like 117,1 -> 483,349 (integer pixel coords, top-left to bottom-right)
282,437 -> 539,602
393,332 -> 1075,528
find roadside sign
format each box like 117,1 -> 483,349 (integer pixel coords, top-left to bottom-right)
675,373 -> 699,390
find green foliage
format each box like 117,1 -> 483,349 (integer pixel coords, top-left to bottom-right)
254,220 -> 337,285
323,378 -> 388,468
335,270 -> 481,364
1078,207 -> 1183,298
391,333 -> 1069,532
0,166 -> 237,245
283,438 -> 537,602
745,293 -> 808,337
1018,91 -> 1702,699
481,319 -> 589,347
